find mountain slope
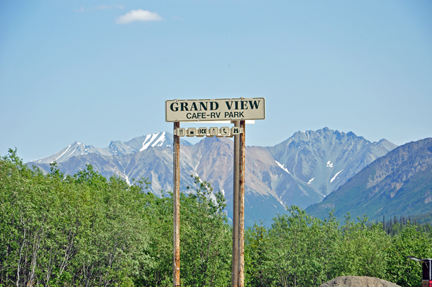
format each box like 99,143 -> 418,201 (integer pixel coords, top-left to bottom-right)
32,132 -> 192,164
32,141 -> 111,164
306,138 -> 432,221
268,128 -> 396,197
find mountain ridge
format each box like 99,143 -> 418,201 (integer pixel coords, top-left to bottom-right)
28,127 -> 396,226
306,138 -> 432,221
33,132 -> 192,164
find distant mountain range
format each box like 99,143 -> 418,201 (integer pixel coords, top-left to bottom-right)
28,128 -> 396,226
306,138 -> 432,222
32,132 -> 192,166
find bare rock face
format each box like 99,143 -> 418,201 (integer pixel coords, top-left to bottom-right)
319,276 -> 400,287
307,137 -> 432,222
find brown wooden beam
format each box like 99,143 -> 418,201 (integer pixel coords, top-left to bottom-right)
173,122 -> 181,287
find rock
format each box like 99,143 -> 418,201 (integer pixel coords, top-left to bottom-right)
319,276 -> 400,287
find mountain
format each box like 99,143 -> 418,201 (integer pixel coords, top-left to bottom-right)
306,138 -> 432,221
32,132 -> 192,164
269,128 -> 396,198
28,128 -> 396,226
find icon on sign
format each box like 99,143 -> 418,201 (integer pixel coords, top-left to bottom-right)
197,127 -> 208,137
220,126 -> 230,136
209,127 -> 219,137
187,128 -> 196,137
231,127 -> 243,135
175,128 -> 186,137
176,126 -> 242,137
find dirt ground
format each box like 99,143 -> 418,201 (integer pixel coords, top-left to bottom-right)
319,276 -> 401,287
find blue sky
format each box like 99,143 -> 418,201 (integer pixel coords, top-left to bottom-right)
1,0 -> 431,162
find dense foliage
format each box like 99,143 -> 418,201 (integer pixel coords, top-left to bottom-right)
0,149 -> 150,286
136,176 -> 231,286
1,149 -> 432,286
245,210 -> 432,287
383,215 -> 432,235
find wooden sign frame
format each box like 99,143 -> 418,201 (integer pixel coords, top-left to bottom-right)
167,97 -> 265,287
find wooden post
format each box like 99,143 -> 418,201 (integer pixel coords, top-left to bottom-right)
232,120 -> 240,287
239,120 -> 246,286
173,122 -> 181,287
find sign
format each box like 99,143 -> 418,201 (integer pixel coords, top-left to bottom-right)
167,98 -> 261,286
165,97 -> 265,122
174,127 -> 244,137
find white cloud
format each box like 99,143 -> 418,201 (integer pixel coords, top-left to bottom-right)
116,9 -> 162,24
96,4 -> 124,10
74,4 -> 124,12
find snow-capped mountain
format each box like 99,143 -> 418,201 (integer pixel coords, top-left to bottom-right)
33,132 -> 191,164
268,128 -> 397,197
32,141 -> 112,164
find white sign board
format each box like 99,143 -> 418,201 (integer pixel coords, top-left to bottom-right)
165,97 -> 265,122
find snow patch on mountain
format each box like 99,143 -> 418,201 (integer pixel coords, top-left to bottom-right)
277,198 -> 285,207
125,175 -> 131,185
51,145 -> 71,163
276,161 -> 291,174
140,132 -> 167,151
195,155 -> 202,171
140,134 -> 158,151
330,170 -> 343,183
153,132 -> 166,146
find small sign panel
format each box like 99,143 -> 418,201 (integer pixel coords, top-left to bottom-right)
197,127 -> 208,137
209,127 -> 219,137
166,97 -> 265,122
174,127 -> 243,138
232,127 -> 243,135
174,128 -> 186,137
187,128 -> 196,137
220,127 -> 230,136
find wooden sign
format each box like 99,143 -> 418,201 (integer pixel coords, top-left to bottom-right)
165,98 -> 265,122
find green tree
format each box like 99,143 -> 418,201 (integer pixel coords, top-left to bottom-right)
330,215 -> 390,279
136,176 -> 232,287
261,206 -> 338,287
384,223 -> 432,287
245,222 -> 270,286
180,176 -> 231,287
0,150 -> 151,286
136,192 -> 173,286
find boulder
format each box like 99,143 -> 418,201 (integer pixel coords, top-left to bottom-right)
319,276 -> 400,287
